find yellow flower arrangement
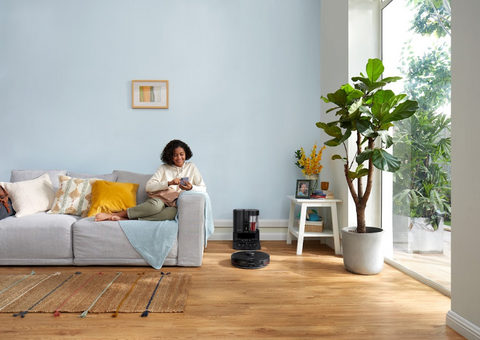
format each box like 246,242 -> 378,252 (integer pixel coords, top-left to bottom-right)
295,142 -> 327,176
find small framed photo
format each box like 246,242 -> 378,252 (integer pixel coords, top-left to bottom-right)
295,179 -> 311,199
132,80 -> 169,109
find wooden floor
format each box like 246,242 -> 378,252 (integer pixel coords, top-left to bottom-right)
0,241 -> 463,340
393,230 -> 451,290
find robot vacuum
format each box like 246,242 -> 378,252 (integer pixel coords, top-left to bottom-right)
231,251 -> 270,269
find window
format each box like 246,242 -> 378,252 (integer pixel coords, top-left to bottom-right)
382,0 -> 451,293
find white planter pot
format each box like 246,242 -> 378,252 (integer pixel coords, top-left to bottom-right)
342,226 -> 384,275
408,217 -> 444,254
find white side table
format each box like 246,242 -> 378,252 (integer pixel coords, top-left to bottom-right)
286,195 -> 342,255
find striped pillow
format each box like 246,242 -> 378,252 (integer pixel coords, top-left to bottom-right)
48,175 -> 99,217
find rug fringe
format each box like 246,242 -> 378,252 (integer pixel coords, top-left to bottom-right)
13,310 -> 28,318
112,272 -> 141,317
17,273 -> 75,318
0,270 -> 36,296
54,272 -> 101,318
140,272 -> 170,317
0,272 -> 61,312
80,272 -> 122,318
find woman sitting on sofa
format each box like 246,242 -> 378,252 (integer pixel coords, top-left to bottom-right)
95,139 -> 206,222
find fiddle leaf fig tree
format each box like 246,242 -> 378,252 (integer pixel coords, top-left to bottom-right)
318,59 -> 419,233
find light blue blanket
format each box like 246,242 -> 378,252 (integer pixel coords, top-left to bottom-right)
119,191 -> 214,269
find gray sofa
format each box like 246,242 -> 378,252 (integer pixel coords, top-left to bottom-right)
0,169 -> 206,267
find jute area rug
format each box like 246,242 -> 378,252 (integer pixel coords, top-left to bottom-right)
0,271 -> 191,318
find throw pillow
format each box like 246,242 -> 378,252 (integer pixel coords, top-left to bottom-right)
113,170 -> 152,205
1,173 -> 55,218
87,180 -> 139,217
48,175 -> 99,217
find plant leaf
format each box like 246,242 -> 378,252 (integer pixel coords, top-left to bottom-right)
356,149 -> 374,164
374,89 -> 395,105
366,58 -> 384,82
366,81 -> 387,92
357,120 -> 377,138
342,84 -> 364,101
382,99 -> 418,124
382,76 -> 402,84
377,130 -> 393,148
326,89 -> 348,107
357,169 -> 369,178
316,122 -> 343,139
338,128 -> 352,144
351,76 -> 372,88
325,138 -> 340,147
331,154 -> 343,161
372,149 -> 401,172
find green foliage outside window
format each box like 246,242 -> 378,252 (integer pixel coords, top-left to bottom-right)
392,0 -> 451,229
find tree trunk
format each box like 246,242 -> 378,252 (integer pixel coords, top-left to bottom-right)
356,203 -> 367,233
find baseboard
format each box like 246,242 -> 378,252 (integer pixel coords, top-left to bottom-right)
211,219 -> 288,241
213,219 -> 288,228
209,219 -> 336,250
446,310 -> 480,340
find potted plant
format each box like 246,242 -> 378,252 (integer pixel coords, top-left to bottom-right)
317,58 -> 418,274
294,142 -> 327,195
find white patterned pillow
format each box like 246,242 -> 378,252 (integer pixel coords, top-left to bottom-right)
48,175 -> 99,217
1,173 -> 55,218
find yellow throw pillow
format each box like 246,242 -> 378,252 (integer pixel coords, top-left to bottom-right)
87,180 -> 139,217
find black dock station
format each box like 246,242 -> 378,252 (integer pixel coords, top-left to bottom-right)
232,209 -> 260,250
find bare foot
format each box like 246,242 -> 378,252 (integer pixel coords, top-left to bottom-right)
95,212 -> 112,222
111,215 -> 128,221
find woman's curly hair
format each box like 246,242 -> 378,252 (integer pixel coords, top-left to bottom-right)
161,139 -> 193,165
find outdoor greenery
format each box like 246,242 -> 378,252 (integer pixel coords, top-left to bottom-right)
391,0 -> 451,230
409,0 -> 451,37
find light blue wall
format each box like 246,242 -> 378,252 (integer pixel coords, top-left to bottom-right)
0,0 -> 321,220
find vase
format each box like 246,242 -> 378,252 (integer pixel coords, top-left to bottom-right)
304,174 -> 318,195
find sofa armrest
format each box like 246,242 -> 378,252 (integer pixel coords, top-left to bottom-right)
176,193 -> 205,266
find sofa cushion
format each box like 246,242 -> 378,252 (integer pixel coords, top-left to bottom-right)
113,170 -> 152,205
0,212 -> 77,265
87,180 -> 139,217
66,172 -> 118,182
72,217 -> 178,266
48,175 -> 99,217
10,169 -> 66,193
1,174 -> 55,218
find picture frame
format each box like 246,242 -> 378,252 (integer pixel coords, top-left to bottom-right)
295,179 -> 311,199
132,80 -> 169,109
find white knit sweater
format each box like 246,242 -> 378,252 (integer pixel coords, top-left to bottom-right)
145,162 -> 206,193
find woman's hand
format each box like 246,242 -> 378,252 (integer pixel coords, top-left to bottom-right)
168,178 -> 181,186
179,180 -> 193,191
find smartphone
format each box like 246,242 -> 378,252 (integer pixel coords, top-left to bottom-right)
180,177 -> 189,186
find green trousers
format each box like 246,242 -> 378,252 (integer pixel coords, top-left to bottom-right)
126,198 -> 177,221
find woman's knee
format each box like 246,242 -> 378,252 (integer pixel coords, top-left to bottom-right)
148,198 -> 166,212
160,207 -> 177,220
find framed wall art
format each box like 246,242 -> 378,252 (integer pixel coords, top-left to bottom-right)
295,179 -> 311,199
132,80 -> 169,109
